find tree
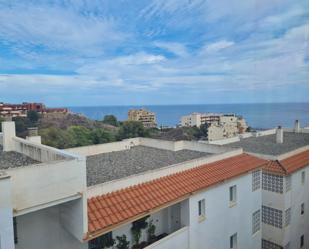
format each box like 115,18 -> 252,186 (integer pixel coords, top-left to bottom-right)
39,127 -> 71,149
115,235 -> 130,249
0,117 -> 4,132
66,126 -> 92,147
102,115 -> 119,126
117,121 -> 149,140
27,110 -> 40,124
90,128 -> 114,144
199,123 -> 209,139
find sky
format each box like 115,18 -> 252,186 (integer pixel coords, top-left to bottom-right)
0,0 -> 308,106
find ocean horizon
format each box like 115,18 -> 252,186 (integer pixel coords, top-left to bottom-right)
69,102 -> 309,130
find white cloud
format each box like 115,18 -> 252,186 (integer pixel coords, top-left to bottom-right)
200,40 -> 235,54
0,2 -> 126,53
154,41 -> 189,57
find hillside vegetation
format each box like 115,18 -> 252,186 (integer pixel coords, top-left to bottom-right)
8,111 -> 208,149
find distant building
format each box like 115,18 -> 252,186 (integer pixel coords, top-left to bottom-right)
128,108 -> 157,128
0,102 -> 68,118
181,112 -> 248,141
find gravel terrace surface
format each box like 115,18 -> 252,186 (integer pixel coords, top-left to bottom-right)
0,145 -> 39,169
86,145 -> 210,186
228,132 -> 309,155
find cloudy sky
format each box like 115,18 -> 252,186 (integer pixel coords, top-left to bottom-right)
0,0 -> 308,106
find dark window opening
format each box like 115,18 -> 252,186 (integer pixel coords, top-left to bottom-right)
13,217 -> 18,244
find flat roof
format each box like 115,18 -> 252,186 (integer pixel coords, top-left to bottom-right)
86,145 -> 211,186
228,132 -> 309,156
0,145 -> 39,169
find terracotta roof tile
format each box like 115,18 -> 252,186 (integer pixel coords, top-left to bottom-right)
87,153 -> 267,238
280,150 -> 309,174
263,150 -> 309,175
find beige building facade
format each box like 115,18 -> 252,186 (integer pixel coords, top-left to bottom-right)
128,108 -> 157,128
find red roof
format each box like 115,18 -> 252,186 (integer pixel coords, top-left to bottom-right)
280,149 -> 309,174
87,153 -> 266,239
263,161 -> 286,175
263,150 -> 309,175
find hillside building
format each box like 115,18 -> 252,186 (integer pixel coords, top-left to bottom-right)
128,109 -> 157,128
0,102 -> 68,118
0,120 -> 308,249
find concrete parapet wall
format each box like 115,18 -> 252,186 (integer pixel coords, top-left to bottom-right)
65,138 -> 141,156
87,148 -> 243,197
183,140 -> 235,153
13,137 -> 78,162
207,136 -> 240,145
139,137 -> 183,151
254,129 -> 276,137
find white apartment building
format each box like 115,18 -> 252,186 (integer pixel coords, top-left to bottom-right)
180,113 -> 248,141
0,120 -> 308,249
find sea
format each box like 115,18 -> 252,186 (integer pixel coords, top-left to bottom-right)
69,103 -> 309,130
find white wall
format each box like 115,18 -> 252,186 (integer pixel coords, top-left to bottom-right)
65,138 -> 140,156
7,158 -> 86,217
285,166 -> 309,249
0,175 -> 14,249
144,226 -> 189,249
188,172 -> 262,249
15,204 -> 87,249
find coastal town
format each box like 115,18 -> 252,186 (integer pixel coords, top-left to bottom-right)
1,114 -> 308,249
0,102 -> 249,143
0,1 -> 308,248
1,101 -> 309,249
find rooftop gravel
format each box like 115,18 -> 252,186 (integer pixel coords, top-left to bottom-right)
0,145 -> 39,169
86,145 -> 210,186
228,132 -> 309,155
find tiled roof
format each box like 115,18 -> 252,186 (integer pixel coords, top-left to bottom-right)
87,153 -> 267,239
280,149 -> 309,174
263,149 -> 309,175
263,161 -> 286,175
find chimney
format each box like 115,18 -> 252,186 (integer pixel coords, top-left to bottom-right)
1,121 -> 16,151
276,126 -> 283,144
26,127 -> 41,144
294,120 -> 300,133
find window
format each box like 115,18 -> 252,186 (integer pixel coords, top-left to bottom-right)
252,209 -> 260,234
286,175 -> 292,192
88,232 -> 114,249
198,199 -> 205,218
300,235 -> 304,248
301,203 -> 304,215
262,205 -> 283,228
252,170 -> 261,191
230,233 -> 237,249
262,172 -> 283,193
229,185 -> 237,205
301,171 -> 305,185
13,217 -> 18,244
285,208 -> 291,226
262,239 -> 283,249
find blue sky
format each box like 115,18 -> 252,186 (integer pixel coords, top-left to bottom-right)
0,0 -> 308,106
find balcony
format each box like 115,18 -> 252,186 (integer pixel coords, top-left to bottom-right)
144,226 -> 189,249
